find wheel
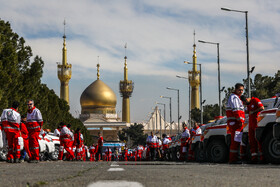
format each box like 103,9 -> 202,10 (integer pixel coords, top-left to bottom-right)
263,131 -> 280,164
0,148 -> 7,161
169,149 -> 173,161
175,147 -> 181,161
206,139 -> 228,163
165,150 -> 170,161
195,146 -> 205,162
50,146 -> 59,161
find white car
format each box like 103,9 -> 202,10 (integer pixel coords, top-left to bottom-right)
200,117 -> 228,163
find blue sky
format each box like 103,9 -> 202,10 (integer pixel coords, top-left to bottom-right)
1,0 -> 279,123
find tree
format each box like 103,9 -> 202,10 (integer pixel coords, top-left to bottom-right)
118,123 -> 147,147
0,19 -> 92,145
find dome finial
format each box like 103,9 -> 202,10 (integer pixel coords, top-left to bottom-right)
97,56 -> 100,80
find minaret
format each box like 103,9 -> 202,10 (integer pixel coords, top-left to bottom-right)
188,31 -> 200,109
119,44 -> 134,123
57,20 -> 72,105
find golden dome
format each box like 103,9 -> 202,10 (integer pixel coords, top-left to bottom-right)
80,79 -> 117,114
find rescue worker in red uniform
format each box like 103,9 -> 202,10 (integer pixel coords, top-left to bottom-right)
96,132 -> 103,161
226,83 -> 245,164
146,131 -> 159,161
124,145 -> 128,161
26,100 -> 43,163
89,144 -> 97,161
188,122 -> 202,161
58,122 -> 75,161
181,123 -> 190,161
74,128 -> 83,161
105,147 -> 112,161
20,115 -> 31,162
136,145 -> 144,161
241,95 -> 264,163
162,134 -> 171,161
1,101 -> 21,163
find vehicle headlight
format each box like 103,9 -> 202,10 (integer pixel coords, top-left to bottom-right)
276,109 -> 280,118
257,114 -> 265,123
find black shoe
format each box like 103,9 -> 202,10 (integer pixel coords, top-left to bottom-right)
258,160 -> 266,165
229,161 -> 242,164
7,159 -> 14,163
28,160 -> 39,163
247,160 -> 258,164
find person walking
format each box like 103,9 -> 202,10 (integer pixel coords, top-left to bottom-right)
96,132 -> 104,161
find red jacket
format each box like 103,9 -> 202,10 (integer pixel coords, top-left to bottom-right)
226,93 -> 245,124
20,123 -> 29,139
1,108 -> 21,133
26,107 -> 43,132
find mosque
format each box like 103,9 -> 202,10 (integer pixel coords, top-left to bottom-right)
57,22 -> 133,142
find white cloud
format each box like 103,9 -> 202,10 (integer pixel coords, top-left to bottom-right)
0,0 -> 279,122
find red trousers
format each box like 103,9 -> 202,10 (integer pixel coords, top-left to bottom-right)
23,138 -> 32,158
228,121 -> 243,163
28,131 -> 40,161
6,131 -> 21,160
58,139 -> 74,160
90,153 -> 96,161
106,153 -> 111,161
76,145 -> 83,160
187,142 -> 195,161
249,126 -> 263,161
180,142 -> 188,160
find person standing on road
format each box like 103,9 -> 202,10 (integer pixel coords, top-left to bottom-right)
54,124 -> 61,137
226,83 -> 245,164
58,122 -> 75,161
89,143 -> 97,161
123,144 -> 128,161
188,122 -> 202,161
26,100 -> 43,163
96,132 -> 103,161
1,101 -> 22,163
146,131 -> 158,161
19,115 -> 31,162
181,123 -> 190,161
162,134 -> 171,160
241,95 -> 264,163
74,128 -> 83,161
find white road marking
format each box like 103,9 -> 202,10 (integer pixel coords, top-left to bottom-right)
110,162 -> 119,167
107,168 -> 124,171
88,180 -> 144,187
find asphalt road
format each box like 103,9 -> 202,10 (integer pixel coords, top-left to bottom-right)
0,161 -> 280,187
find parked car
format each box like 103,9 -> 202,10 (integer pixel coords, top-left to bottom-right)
200,117 -> 228,163
255,97 -> 280,164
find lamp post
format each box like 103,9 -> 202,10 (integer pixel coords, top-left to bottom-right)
156,102 -> 166,135
167,87 -> 180,133
221,7 -> 250,98
160,96 -> 172,135
176,75 -> 191,126
198,40 -> 222,116
184,61 -> 203,124
201,99 -> 206,124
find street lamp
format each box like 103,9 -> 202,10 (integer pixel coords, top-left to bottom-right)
160,95 -> 172,135
176,75 -> 191,127
201,99 -> 206,124
221,7 -> 251,97
184,61 -> 203,125
156,102 -> 166,136
198,40 -> 222,116
166,87 -> 180,133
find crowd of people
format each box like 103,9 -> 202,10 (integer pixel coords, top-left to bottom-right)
0,83 -> 270,164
